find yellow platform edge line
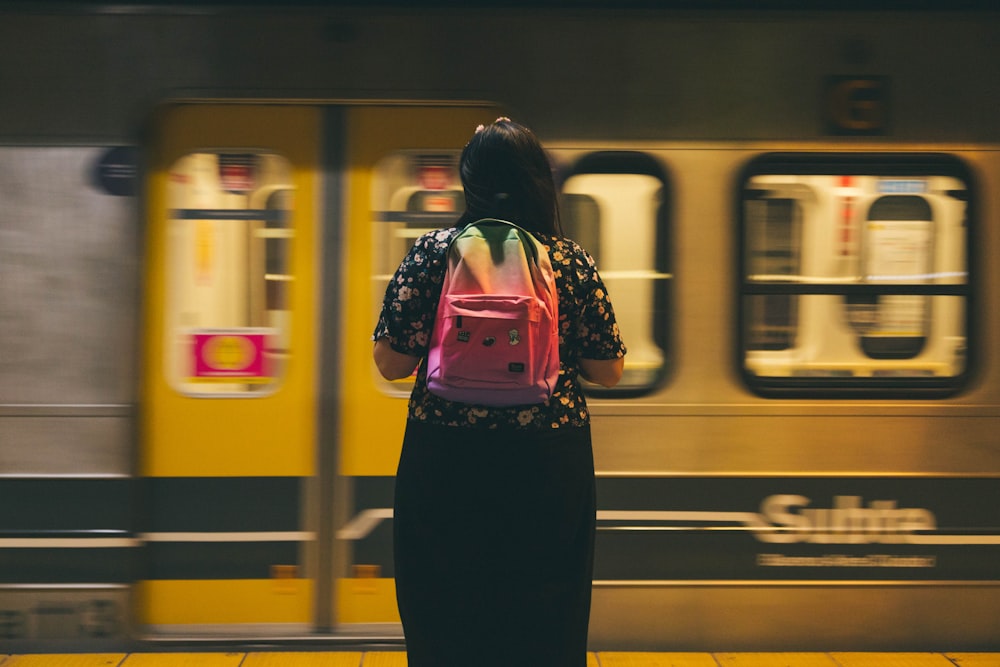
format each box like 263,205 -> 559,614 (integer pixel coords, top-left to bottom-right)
599,651 -> 720,667
715,652 -> 839,667
243,652 -> 364,667
1,656 -> 129,667
121,654 -> 245,666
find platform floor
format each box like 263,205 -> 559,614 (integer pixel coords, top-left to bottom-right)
2,652 -> 999,666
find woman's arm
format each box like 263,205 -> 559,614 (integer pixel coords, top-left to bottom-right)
373,338 -> 421,381
578,356 -> 625,388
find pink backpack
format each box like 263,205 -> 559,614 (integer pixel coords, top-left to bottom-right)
426,219 -> 560,406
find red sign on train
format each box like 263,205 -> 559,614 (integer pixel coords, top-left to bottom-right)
191,330 -> 271,383
419,165 -> 450,190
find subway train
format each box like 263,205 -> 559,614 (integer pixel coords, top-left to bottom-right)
1,0 -> 999,653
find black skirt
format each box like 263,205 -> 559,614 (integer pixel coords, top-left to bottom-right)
393,420 -> 596,667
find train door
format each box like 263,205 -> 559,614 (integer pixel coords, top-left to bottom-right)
336,105 -> 502,628
856,193 -> 935,359
140,102 -> 500,637
140,104 -> 321,636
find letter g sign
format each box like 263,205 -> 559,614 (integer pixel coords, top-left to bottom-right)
825,76 -> 889,135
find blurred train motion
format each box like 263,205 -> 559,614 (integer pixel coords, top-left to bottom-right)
1,0 -> 999,652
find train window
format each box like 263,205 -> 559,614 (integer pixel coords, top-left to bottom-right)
164,152 -> 294,396
560,152 -> 672,394
371,152 -> 464,396
739,153 -> 973,397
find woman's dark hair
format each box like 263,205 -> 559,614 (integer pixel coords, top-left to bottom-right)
457,117 -> 562,236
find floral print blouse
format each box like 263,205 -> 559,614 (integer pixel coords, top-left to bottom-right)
373,225 -> 626,429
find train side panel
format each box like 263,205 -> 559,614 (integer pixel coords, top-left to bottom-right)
1,3 -> 999,651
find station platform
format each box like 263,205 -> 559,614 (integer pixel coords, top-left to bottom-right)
2,652 -> 999,666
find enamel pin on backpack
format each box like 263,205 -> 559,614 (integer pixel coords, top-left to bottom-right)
426,219 -> 560,407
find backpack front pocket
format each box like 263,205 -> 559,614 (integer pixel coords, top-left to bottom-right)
434,294 -> 543,388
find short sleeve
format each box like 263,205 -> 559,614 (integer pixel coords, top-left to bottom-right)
372,227 -> 456,356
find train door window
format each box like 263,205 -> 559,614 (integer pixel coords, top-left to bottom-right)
560,151 -> 672,394
165,151 -> 294,396
371,152 -> 464,396
739,154 -> 973,397
854,195 -> 933,359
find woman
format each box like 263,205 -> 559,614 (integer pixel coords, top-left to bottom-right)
372,118 -> 625,667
